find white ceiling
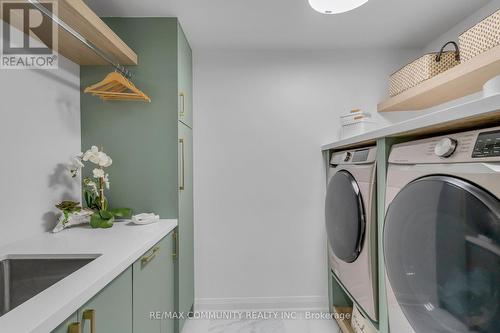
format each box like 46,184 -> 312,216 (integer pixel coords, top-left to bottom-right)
85,0 -> 491,50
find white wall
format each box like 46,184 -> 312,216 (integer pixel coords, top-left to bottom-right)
193,49 -> 418,310
0,56 -> 81,247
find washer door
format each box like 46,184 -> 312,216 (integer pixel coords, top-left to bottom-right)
325,170 -> 365,263
384,176 -> 500,333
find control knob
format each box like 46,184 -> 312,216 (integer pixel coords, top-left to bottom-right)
434,138 -> 458,158
344,152 -> 352,162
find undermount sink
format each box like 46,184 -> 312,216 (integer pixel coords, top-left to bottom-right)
0,256 -> 98,317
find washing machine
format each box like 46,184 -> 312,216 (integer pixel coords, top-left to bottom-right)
384,127 -> 500,333
325,146 -> 378,321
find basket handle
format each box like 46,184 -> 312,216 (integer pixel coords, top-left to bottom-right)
436,41 -> 460,62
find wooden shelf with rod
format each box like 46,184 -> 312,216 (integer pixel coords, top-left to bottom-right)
378,44 -> 500,112
2,0 -> 137,66
55,0 -> 137,65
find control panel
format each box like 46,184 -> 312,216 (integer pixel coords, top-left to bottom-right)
343,151 -> 352,162
389,126 -> 500,164
330,147 -> 377,165
352,149 -> 370,163
472,130 -> 500,158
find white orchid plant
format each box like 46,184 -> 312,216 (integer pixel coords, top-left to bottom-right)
73,145 -> 112,210
55,146 -> 132,230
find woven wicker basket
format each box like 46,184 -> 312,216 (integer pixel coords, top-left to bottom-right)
389,42 -> 460,97
459,9 -> 500,62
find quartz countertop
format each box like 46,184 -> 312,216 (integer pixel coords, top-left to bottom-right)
0,219 -> 177,333
322,93 -> 500,151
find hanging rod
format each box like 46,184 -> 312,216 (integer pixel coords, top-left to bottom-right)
28,0 -> 132,78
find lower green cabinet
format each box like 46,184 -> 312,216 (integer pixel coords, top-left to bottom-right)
50,269 -> 132,333
133,232 -> 175,333
50,232 -> 175,333
79,268 -> 133,333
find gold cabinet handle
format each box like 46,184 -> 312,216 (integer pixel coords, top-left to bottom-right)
172,230 -> 178,260
179,92 -> 185,117
82,309 -> 95,333
68,322 -> 81,333
179,138 -> 185,191
141,246 -> 160,264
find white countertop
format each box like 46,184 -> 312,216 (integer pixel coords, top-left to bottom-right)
0,219 -> 177,333
322,93 -> 500,151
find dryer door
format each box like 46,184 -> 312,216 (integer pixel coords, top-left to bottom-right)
325,170 -> 365,263
384,175 -> 500,333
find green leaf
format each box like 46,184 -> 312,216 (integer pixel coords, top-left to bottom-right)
99,210 -> 113,220
110,208 -> 132,219
100,216 -> 115,228
90,212 -> 102,228
84,190 -> 92,208
90,211 -> 115,229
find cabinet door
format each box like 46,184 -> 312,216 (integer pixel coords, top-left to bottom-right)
133,233 -> 175,333
161,234 -> 176,333
177,122 -> 194,332
51,313 -> 78,333
79,268 -> 132,333
178,24 -> 193,128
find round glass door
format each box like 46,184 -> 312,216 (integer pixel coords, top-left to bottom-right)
325,170 -> 365,263
384,175 -> 500,333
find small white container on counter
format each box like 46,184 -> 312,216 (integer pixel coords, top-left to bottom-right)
341,109 -> 378,139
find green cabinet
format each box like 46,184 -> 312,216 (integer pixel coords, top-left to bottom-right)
50,233 -> 176,333
79,268 -> 133,333
81,18 -> 194,333
133,233 -> 175,333
176,122 -> 194,331
50,269 -> 132,333
178,25 -> 193,128
176,24 -> 194,333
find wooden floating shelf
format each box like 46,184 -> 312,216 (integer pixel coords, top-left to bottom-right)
378,44 -> 500,112
2,0 -> 137,65
56,0 -> 137,65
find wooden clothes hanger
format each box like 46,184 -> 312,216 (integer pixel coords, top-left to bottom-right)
84,72 -> 151,102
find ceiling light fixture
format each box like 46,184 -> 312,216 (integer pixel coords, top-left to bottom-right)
308,0 -> 369,14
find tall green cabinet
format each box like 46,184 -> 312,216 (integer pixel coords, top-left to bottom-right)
80,18 -> 194,333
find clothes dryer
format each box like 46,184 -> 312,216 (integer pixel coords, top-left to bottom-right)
384,127 -> 500,333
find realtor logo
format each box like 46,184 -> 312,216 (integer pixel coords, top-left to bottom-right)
1,0 -> 58,69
